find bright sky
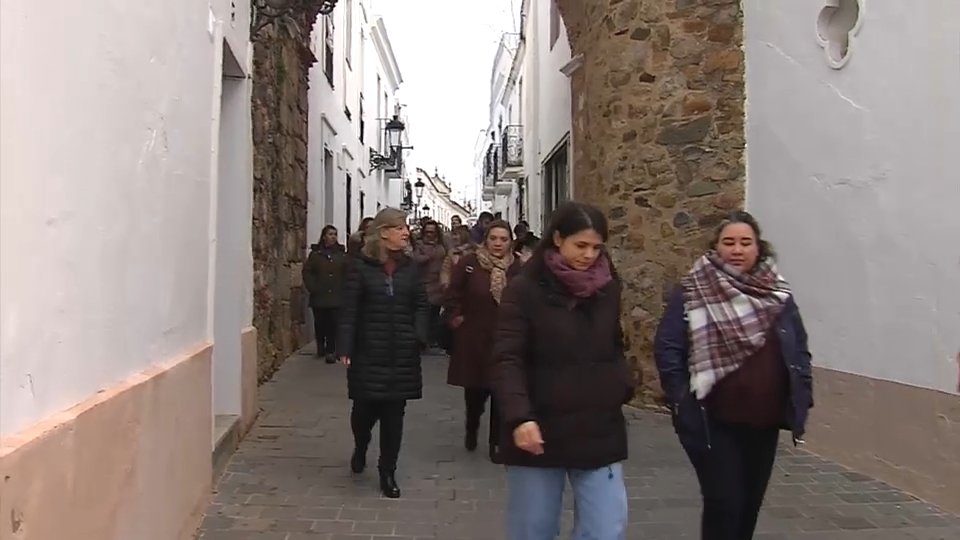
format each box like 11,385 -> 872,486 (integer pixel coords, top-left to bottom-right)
370,0 -> 518,203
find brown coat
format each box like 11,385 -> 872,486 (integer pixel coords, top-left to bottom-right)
444,254 -> 522,389
411,240 -> 446,305
490,268 -> 635,470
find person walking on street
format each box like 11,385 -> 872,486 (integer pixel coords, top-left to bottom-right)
411,220 -> 446,348
470,211 -> 494,243
337,207 -> 430,499
347,216 -> 375,257
654,210 -> 813,540
491,202 -> 635,540
444,220 -> 521,462
439,225 -> 476,290
302,225 -> 347,363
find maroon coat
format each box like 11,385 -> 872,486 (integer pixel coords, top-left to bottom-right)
444,253 -> 522,389
490,268 -> 635,469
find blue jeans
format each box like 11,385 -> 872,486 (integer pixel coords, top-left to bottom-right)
506,463 -> 628,540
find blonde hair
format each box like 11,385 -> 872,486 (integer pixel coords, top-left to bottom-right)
361,207 -> 408,262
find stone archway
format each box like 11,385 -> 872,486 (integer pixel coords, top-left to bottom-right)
556,0 -> 746,404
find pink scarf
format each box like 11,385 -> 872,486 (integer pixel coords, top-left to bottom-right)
544,250 -> 613,298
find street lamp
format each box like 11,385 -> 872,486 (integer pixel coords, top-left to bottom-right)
422,204 -> 431,219
413,178 -> 425,220
384,115 -> 405,149
370,114 -> 408,172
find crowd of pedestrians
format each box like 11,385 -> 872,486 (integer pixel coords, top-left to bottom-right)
302,203 -> 813,540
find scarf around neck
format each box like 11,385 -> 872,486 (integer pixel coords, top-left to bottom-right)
681,252 -> 793,399
544,250 -> 613,298
475,247 -> 514,303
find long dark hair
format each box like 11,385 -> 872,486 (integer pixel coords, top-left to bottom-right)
709,210 -> 776,262
524,202 -> 617,278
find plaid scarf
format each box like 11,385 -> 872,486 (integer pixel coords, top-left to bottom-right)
681,252 -> 792,399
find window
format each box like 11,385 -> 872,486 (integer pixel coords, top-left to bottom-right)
344,0 -> 352,70
323,14 -> 335,87
375,76 -> 382,151
345,173 -> 353,233
359,93 -> 365,144
549,0 -> 561,50
542,141 -> 569,221
359,190 -> 365,220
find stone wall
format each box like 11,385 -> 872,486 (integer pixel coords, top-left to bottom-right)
558,0 -> 746,405
251,21 -> 314,381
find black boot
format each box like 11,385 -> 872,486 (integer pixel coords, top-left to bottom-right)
350,447 -> 367,474
489,443 -> 501,464
378,467 -> 401,498
465,429 -> 478,452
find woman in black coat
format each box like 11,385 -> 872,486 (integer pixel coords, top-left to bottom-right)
337,207 -> 430,498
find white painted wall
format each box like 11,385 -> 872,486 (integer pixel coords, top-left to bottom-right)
211,41 -> 254,419
308,1 -> 364,244
0,0 -> 253,436
744,0 -> 960,393
365,13 -> 405,214
308,1 -> 405,245
510,0 -> 573,233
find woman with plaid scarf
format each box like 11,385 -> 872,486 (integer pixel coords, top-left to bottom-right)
654,211 -> 813,540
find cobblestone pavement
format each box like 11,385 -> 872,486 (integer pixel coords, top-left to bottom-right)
199,349 -> 960,540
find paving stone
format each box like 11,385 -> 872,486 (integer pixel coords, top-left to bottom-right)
198,349 -> 960,540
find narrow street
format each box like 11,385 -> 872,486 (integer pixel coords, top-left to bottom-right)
198,350 -> 960,540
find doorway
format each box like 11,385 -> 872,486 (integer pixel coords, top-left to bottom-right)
210,37 -> 249,449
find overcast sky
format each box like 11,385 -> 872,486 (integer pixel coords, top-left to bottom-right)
369,0 -> 518,203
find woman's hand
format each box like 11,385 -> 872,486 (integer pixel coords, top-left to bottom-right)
513,421 -> 544,455
450,315 -> 464,328
339,356 -> 350,366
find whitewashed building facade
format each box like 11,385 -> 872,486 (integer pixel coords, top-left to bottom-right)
307,0 -> 407,245
744,0 -> 960,509
415,168 -> 472,230
0,1 -> 258,538
475,0 -> 575,232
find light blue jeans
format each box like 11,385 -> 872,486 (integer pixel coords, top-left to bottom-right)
506,463 -> 628,540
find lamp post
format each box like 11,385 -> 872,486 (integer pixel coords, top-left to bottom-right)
413,178 -> 425,221
370,114 -> 409,173
422,204 -> 431,221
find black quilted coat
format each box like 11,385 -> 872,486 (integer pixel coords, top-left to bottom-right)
336,253 -> 430,401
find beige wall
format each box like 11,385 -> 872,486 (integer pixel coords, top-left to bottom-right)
0,344 -> 213,540
807,367 -> 960,514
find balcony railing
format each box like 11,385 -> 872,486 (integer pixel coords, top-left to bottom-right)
500,125 -> 523,173
483,144 -> 499,187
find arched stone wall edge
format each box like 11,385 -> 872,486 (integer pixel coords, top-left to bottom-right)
554,0 -> 748,404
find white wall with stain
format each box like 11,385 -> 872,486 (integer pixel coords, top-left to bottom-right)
744,0 -> 960,393
0,0 -> 253,436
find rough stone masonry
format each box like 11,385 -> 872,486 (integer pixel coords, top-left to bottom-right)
558,0 -> 746,404
251,17 -> 317,382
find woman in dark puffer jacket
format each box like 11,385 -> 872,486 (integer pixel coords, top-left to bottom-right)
337,207 -> 430,499
491,202 -> 635,540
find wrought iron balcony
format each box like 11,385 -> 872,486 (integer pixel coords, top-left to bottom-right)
483,144 -> 499,187
500,125 -> 523,173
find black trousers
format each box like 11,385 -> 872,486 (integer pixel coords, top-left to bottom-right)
464,388 -> 500,449
311,307 -> 338,355
684,418 -> 780,540
350,399 -> 407,472
427,304 -> 442,345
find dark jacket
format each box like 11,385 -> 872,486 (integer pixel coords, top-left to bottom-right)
490,270 -> 635,469
654,287 -> 814,448
302,243 -> 347,308
444,253 -> 522,389
336,253 -> 430,401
